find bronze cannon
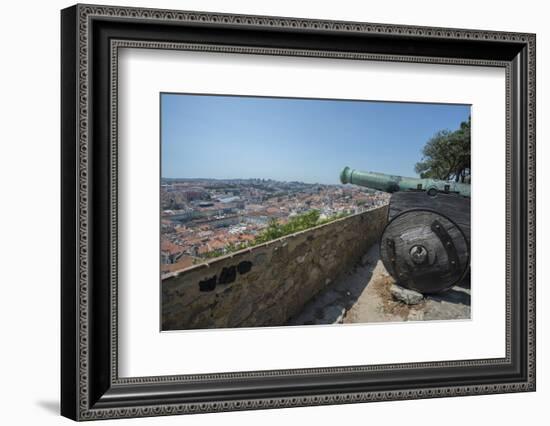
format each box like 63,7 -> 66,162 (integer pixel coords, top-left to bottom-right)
341,167 -> 470,294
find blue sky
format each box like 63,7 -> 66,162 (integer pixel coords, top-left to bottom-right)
161,93 -> 470,185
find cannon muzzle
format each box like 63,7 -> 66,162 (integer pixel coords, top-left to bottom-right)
340,166 -> 470,197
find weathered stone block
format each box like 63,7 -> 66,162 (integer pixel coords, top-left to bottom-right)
390,284 -> 424,305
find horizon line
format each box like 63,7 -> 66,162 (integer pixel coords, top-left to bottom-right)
160,177 -> 345,183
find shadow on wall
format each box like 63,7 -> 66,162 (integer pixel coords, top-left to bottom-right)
288,249 -> 378,325
161,205 -> 389,331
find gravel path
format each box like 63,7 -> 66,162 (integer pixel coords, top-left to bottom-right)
287,244 -> 470,326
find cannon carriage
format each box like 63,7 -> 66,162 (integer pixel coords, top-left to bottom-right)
340,166 -> 470,294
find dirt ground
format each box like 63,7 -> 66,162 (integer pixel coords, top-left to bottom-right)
287,243 -> 471,326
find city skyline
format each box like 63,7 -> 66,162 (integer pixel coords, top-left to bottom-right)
161,93 -> 471,185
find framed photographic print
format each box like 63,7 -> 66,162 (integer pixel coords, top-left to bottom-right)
61,4 -> 536,421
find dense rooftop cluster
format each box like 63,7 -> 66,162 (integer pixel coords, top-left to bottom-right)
160,178 -> 390,274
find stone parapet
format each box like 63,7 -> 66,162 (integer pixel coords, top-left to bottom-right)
162,205 -> 389,330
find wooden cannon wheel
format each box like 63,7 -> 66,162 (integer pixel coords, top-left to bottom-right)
379,209 -> 470,294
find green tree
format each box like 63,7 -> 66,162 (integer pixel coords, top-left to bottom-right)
415,116 -> 471,182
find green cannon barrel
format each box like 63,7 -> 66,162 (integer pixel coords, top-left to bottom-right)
340,166 -> 470,197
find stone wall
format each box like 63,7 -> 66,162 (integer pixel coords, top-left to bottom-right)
162,205 -> 389,330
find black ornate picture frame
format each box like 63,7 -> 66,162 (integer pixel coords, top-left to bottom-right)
61,4 -> 536,421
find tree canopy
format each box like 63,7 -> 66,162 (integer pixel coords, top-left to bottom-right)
414,117 -> 471,182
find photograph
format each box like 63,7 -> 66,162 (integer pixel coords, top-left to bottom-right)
160,94 -> 472,331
